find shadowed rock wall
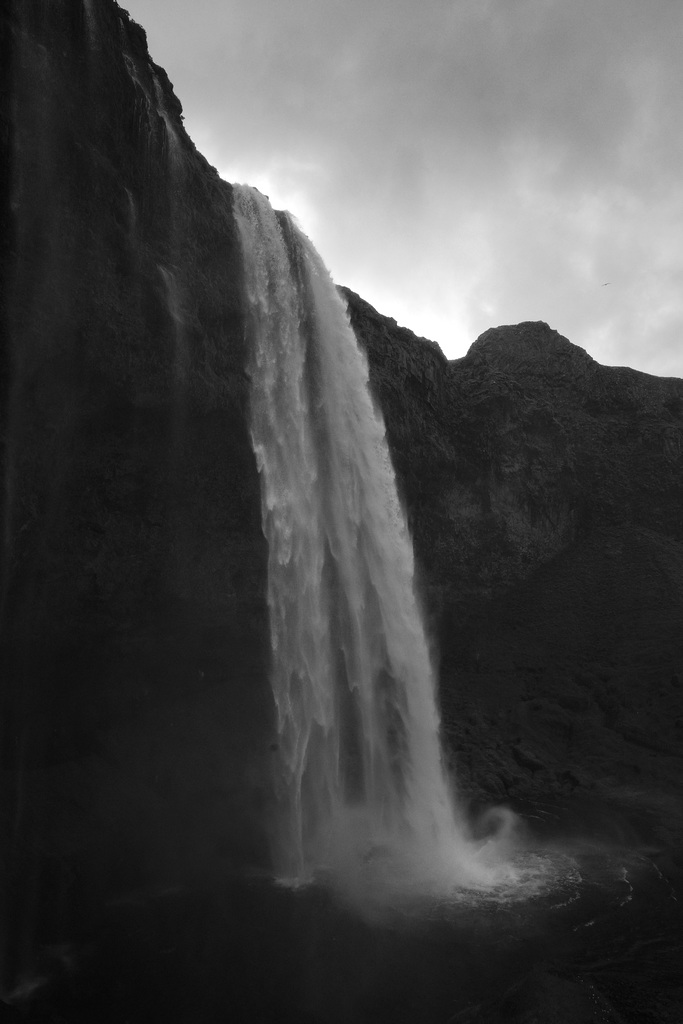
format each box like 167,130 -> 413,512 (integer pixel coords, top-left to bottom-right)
345,290 -> 683,814
1,0 -> 271,995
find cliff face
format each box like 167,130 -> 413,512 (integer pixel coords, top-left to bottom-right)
2,0 -> 683,1005
345,291 -> 683,813
1,0 -> 271,988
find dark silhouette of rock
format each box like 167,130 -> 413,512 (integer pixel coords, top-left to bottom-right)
1,0 -> 271,999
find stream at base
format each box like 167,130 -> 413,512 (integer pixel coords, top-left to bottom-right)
11,811 -> 682,1024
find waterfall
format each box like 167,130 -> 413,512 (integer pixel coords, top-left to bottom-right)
152,76 -> 183,170
234,185 -> 511,893
82,0 -> 97,49
157,264 -> 188,386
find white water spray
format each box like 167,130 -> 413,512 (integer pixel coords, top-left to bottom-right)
235,185 -> 521,899
152,76 -> 183,170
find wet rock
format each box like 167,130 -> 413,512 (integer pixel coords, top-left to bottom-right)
511,745 -> 545,774
485,969 -> 626,1024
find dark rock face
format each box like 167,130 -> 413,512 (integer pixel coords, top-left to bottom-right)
345,291 -> 683,815
1,0 -> 271,995
1,0 -> 682,1016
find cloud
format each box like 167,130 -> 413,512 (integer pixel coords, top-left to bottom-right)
129,0 -> 683,375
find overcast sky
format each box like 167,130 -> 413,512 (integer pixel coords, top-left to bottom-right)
127,0 -> 682,377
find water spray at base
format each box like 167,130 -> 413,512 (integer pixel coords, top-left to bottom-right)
234,184 -> 538,905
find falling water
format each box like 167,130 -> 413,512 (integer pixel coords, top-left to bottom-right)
124,186 -> 135,228
235,185 -> 522,897
82,0 -> 97,49
152,76 -> 183,170
157,264 -> 188,384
